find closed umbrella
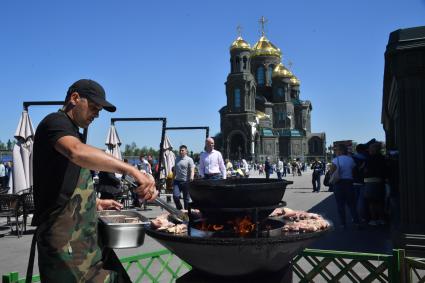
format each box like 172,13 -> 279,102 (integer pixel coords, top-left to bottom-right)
162,135 -> 176,178
12,110 -> 35,193
105,124 -> 122,160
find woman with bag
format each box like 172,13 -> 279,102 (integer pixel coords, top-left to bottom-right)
330,144 -> 359,228
323,166 -> 333,192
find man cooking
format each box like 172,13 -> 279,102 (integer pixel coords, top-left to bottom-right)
31,79 -> 157,282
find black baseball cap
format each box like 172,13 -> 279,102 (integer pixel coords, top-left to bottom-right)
67,79 -> 116,112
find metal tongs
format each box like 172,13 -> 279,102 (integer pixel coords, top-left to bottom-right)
124,175 -> 188,223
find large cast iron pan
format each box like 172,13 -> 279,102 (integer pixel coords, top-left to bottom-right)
185,178 -> 293,208
145,225 -> 329,277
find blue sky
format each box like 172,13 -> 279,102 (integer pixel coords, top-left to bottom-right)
1,0 -> 424,153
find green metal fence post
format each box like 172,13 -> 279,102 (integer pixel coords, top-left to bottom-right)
398,249 -> 407,283
2,272 -> 19,283
389,249 -> 400,283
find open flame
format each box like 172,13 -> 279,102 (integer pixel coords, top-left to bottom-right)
233,216 -> 256,236
197,216 -> 256,237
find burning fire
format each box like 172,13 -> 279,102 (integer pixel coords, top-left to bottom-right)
232,216 -> 256,236
197,216 -> 256,237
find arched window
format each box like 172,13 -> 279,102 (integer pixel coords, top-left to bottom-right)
235,57 -> 240,72
234,89 -> 241,109
257,66 -> 265,86
245,88 -> 250,110
243,56 -> 247,70
268,64 -> 275,84
277,88 -> 284,97
284,85 -> 289,100
278,112 -> 284,121
251,87 -> 255,110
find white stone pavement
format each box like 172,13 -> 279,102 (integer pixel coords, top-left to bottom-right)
0,169 -> 392,280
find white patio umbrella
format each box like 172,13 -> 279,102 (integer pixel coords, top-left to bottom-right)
162,135 -> 176,178
105,124 -> 122,160
12,110 -> 35,193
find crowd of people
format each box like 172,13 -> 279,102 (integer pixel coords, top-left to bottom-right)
251,158 -> 312,179
328,141 -> 399,230
94,138 -> 399,233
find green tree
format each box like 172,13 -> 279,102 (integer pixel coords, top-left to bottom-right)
122,142 -> 160,158
7,139 -> 13,151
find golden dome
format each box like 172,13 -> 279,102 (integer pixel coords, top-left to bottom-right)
251,36 -> 282,58
272,63 -> 293,79
230,36 -> 251,51
290,75 -> 301,86
255,110 -> 270,120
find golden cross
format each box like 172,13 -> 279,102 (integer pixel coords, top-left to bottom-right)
259,16 -> 268,36
236,25 -> 242,37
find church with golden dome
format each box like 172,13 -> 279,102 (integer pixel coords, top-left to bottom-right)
219,18 -> 326,162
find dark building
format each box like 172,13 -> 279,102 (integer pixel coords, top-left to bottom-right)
219,25 -> 326,162
382,26 -> 425,256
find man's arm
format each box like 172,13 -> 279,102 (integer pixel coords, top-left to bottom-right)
199,153 -> 205,178
55,135 -> 157,200
218,152 -> 227,179
189,159 -> 195,181
172,158 -> 177,177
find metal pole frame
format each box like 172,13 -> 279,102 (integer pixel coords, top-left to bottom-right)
164,126 -> 210,140
110,117 -> 167,181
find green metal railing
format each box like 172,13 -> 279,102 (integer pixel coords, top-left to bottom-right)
119,249 -> 191,283
2,249 -> 190,283
401,250 -> 425,283
2,249 -> 425,283
292,249 -> 398,282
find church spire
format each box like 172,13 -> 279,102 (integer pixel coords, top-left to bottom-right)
236,24 -> 243,37
259,16 -> 268,36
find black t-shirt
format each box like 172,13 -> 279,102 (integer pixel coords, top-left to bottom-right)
32,111 -> 83,225
364,154 -> 387,179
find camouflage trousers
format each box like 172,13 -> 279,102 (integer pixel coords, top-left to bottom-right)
37,168 -> 118,283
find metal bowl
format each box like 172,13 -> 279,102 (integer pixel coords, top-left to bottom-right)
146,223 -> 331,277
98,210 -> 148,249
185,178 -> 292,208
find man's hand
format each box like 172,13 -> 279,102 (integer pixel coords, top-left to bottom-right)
132,170 -> 158,201
96,199 -> 123,211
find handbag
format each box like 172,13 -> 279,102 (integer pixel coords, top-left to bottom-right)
323,170 -> 331,186
329,157 -> 340,185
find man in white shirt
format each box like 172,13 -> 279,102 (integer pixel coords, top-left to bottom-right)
199,137 -> 226,180
241,159 -> 249,177
277,158 -> 284,180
